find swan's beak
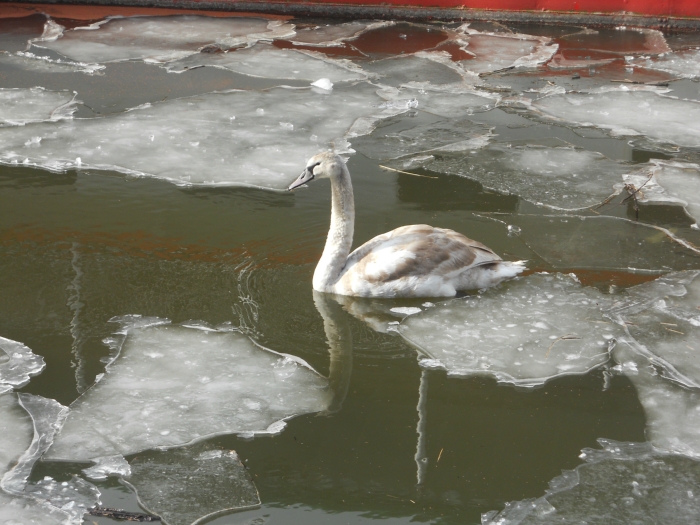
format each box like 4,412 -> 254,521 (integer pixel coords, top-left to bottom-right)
288,168 -> 315,191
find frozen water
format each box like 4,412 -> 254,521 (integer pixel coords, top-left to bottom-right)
164,43 -> 367,82
377,83 -> 499,118
352,116 -> 492,161
0,393 -> 33,478
457,28 -> 558,74
614,344 -> 700,459
502,214 -> 700,271
0,83 -> 402,190
482,438 -> 700,525
285,21 -> 390,46
399,273 -> 617,388
0,50 -> 105,74
609,271 -> 700,389
361,54 -> 469,87
82,455 -> 131,481
534,87 -> 700,148
123,443 -> 259,525
632,48 -> 700,79
2,394 -> 100,524
46,317 -> 332,461
425,145 -> 630,210
0,336 -> 46,393
620,161 -> 700,226
36,16 -> 295,64
0,87 -> 77,127
0,493 -> 72,525
548,54 -> 615,69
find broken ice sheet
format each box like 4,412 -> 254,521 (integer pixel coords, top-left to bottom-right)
0,493 -> 72,525
504,214 -> 700,271
533,87 -> 700,148
609,270 -> 700,389
0,87 -> 77,127
46,317 -> 332,461
456,27 -> 558,74
424,145 -> 630,210
1,394 -> 100,524
613,343 -> 700,459
361,54 -> 469,87
82,455 -> 131,481
377,83 -> 499,118
284,20 -> 390,46
482,438 -> 700,525
164,43 -> 367,82
123,443 -> 259,525
35,16 -> 295,64
0,335 -> 46,393
399,273 -> 617,388
620,161 -> 700,227
631,48 -> 700,79
0,50 -> 104,74
0,83 -> 401,190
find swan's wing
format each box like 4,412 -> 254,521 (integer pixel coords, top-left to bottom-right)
344,224 -> 501,283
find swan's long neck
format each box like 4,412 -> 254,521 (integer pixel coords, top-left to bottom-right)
313,165 -> 355,292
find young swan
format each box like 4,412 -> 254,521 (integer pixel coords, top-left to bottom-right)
289,152 -> 525,298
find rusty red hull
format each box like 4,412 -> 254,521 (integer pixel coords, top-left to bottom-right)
3,0 -> 700,29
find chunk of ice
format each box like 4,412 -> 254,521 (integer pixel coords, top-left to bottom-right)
483,438 -> 700,525
361,54 -> 468,87
376,83 -> 499,118
0,493 -> 71,525
123,443 -> 259,525
632,48 -> 700,79
534,87 -> 700,148
0,83 -> 400,190
311,78 -> 334,90
0,87 -> 77,126
165,44 -> 366,82
426,145 -> 630,209
35,16 -> 295,64
0,393 -> 33,478
285,21 -> 391,46
46,317 -> 332,461
0,51 -> 104,74
609,270 -> 700,389
399,273 -> 617,388
0,336 -> 46,393
82,455 -> 131,481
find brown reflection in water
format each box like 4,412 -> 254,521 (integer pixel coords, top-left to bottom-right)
433,41 -> 474,61
272,38 -> 366,58
350,23 -> 448,57
556,28 -> 669,56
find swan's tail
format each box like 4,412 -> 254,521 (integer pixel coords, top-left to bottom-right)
494,260 -> 527,280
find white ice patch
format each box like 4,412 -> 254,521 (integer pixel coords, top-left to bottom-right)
427,145 -> 630,210
46,317 -> 332,461
0,493 -> 72,525
82,455 -> 131,481
0,336 -> 46,394
390,307 -> 422,316
0,51 -> 104,74
609,270 -> 700,390
376,83 -> 499,118
619,161 -> 700,226
35,16 -> 295,64
632,48 -> 700,79
164,43 -> 366,82
456,28 -> 558,74
1,394 -> 100,524
534,88 -> 700,148
482,438 -> 700,525
399,273 -> 617,388
123,443 -> 260,525
0,83 -> 402,190
0,87 -> 77,127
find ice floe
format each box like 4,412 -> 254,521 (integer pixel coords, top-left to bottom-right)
500,214 -> 700,270
620,161 -> 700,227
399,273 -> 617,388
361,53 -> 469,86
422,145 -> 630,210
164,43 -> 367,82
0,83 -> 404,190
609,270 -> 700,389
377,83 -> 499,117
0,87 -> 77,127
0,336 -> 46,394
285,20 -> 391,47
35,16 -> 295,64
631,49 -> 700,79
533,87 -> 700,148
0,50 -> 104,74
482,438 -> 700,525
123,444 -> 260,525
82,455 -> 131,481
2,394 -> 99,524
46,316 -> 332,461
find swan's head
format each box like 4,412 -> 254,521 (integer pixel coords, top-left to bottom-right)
288,152 -> 345,191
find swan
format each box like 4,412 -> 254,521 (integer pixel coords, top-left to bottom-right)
289,152 -> 525,297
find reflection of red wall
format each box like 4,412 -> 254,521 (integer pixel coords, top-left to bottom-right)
1,0 -> 699,21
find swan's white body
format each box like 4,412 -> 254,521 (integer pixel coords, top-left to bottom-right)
289,153 -> 525,298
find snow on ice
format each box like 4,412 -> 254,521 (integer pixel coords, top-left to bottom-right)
399,273 -> 618,388
46,316 -> 332,461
